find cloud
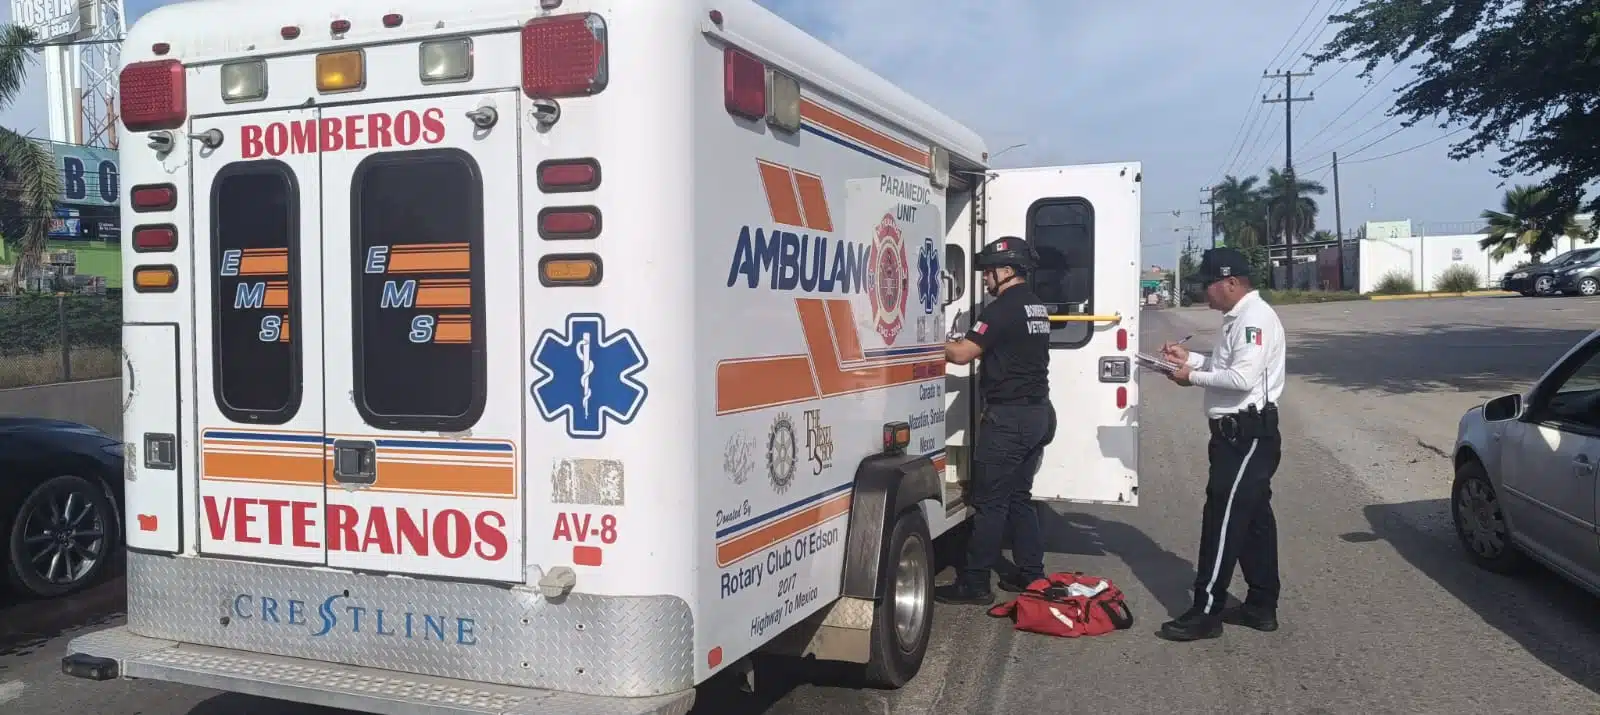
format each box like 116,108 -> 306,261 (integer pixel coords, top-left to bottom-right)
758,0 -> 1513,263
0,0 -> 1515,267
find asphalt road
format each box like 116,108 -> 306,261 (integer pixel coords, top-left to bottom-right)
2,294 -> 1598,714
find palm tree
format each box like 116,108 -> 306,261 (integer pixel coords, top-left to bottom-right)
0,25 -> 64,287
1209,175 -> 1268,248
1259,168 -> 1326,245
1477,184 -> 1583,261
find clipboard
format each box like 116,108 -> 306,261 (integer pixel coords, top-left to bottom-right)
1135,351 -> 1182,374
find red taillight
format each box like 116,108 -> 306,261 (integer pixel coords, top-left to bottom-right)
331,19 -> 351,33
119,60 -> 187,132
281,26 -> 301,39
1116,386 -> 1128,409
539,208 -> 601,239
724,47 -> 765,120
536,159 -> 601,193
1117,328 -> 1127,351
133,225 -> 178,252
382,14 -> 402,28
521,13 -> 608,98
130,184 -> 178,212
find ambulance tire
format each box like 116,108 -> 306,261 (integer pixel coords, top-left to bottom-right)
6,475 -> 117,598
862,507 -> 934,689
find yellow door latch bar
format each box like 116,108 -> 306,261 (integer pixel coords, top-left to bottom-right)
1047,313 -> 1123,324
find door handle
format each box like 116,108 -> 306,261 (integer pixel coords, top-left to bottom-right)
332,440 -> 377,486
1575,455 -> 1595,478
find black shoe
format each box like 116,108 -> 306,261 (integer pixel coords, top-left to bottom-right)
1220,603 -> 1278,632
1158,608 -> 1223,642
997,574 -> 1045,593
934,582 -> 994,605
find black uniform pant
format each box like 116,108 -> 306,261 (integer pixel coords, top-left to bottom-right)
960,401 -> 1056,591
1192,410 -> 1282,615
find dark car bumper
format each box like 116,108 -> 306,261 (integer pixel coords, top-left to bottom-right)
1501,275 -> 1536,293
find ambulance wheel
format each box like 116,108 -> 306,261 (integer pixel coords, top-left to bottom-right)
6,475 -> 116,598
862,507 -> 934,689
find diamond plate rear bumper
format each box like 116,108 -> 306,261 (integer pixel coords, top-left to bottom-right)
64,626 -> 696,715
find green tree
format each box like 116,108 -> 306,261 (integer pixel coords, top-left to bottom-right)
1209,174 -> 1268,248
1259,168 -> 1326,245
1312,0 -> 1600,217
1477,184 -> 1584,261
0,25 -> 64,287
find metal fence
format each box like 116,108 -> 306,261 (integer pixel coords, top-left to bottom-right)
0,292 -> 122,388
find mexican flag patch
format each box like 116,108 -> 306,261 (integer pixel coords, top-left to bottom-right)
974,321 -> 989,334
1244,327 -> 1263,345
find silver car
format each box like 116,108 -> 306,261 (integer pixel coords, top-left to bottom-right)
1451,330 -> 1600,592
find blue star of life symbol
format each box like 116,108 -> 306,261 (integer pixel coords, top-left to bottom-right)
530,313 -> 649,440
916,237 -> 940,315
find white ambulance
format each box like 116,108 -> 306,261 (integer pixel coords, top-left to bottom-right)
64,0 -> 1143,712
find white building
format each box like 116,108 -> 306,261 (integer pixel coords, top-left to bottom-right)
1355,216 -> 1596,293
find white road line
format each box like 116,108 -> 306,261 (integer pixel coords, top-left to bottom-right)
0,680 -> 27,705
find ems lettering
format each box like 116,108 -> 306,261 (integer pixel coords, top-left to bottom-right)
239,108 -> 447,159
725,226 -> 871,293
550,512 -> 619,545
202,496 -> 509,560
895,203 -> 918,222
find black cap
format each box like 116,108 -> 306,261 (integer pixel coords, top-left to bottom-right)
976,236 -> 1038,272
1195,247 -> 1251,284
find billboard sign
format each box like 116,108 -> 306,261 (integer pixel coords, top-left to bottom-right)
9,0 -> 82,43
42,142 -> 119,207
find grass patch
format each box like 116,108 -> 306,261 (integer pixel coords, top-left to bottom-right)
1433,264 -> 1482,293
1261,289 -> 1368,305
0,347 -> 119,389
1370,270 -> 1417,295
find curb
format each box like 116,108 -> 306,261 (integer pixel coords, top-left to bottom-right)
1368,290 -> 1515,302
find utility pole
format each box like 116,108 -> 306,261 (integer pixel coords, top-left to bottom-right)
1200,187 -> 1219,249
1262,70 -> 1313,289
1332,151 -> 1345,291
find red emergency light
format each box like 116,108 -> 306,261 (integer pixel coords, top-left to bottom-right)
522,13 -> 608,98
119,60 -> 187,132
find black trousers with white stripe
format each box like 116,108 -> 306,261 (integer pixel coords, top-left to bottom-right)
1192,417 -> 1283,614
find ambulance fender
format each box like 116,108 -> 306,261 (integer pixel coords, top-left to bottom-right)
840,452 -> 940,600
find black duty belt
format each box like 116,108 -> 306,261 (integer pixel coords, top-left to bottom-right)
1208,403 -> 1277,440
988,396 -> 1049,406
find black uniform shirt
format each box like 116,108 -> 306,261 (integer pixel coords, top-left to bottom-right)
965,283 -> 1051,403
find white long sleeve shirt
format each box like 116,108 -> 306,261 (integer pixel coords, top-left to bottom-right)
1184,290 -> 1286,418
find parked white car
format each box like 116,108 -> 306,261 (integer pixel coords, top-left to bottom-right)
1451,330 -> 1600,591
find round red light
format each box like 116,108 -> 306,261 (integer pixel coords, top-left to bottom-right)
281,26 -> 301,40
383,14 -> 402,27
331,19 -> 351,33
151,42 -> 170,55
709,10 -> 724,25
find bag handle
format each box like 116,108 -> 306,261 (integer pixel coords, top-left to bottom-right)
1097,598 -> 1134,630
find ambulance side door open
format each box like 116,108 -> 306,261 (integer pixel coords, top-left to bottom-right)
980,164 -> 1141,505
318,93 -> 526,582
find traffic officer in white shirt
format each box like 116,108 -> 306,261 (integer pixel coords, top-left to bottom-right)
1157,247 -> 1286,642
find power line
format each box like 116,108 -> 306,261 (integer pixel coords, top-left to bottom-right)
1218,2 -> 1338,178
1337,128 -> 1470,166
1296,62 -> 1403,151
1282,0 -> 1346,70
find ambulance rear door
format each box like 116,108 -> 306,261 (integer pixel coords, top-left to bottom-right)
193,108 -> 328,564
979,163 -> 1141,506
318,93 -> 525,582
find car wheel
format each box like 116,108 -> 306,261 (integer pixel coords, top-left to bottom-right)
1533,276 -> 1556,295
861,508 -> 934,689
6,475 -> 116,598
1450,460 -> 1525,574
1579,277 -> 1600,297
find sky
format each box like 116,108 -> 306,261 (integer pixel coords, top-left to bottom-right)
0,0 -> 1522,269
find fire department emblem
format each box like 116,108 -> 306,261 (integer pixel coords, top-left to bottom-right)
865,213 -> 909,344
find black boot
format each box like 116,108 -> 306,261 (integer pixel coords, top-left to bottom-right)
1220,603 -> 1278,632
934,581 -> 994,606
1158,607 -> 1223,641
996,573 -> 1045,593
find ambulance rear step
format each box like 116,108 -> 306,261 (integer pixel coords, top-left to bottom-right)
63,626 -> 695,715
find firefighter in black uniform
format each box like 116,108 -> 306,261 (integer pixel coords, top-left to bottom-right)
935,236 -> 1056,605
